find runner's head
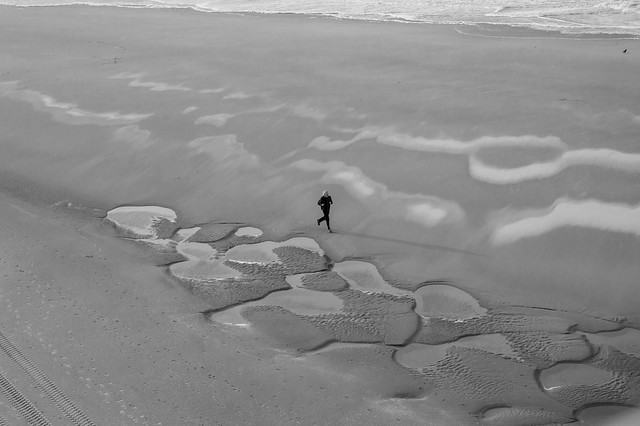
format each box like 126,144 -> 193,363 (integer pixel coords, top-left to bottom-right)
323,190 -> 329,197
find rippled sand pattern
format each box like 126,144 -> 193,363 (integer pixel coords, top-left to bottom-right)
503,332 -> 593,368
210,287 -> 344,326
188,223 -> 240,243
299,271 -> 348,292
423,347 -> 571,414
106,204 -> 640,424
396,334 -> 517,369
415,313 -> 573,345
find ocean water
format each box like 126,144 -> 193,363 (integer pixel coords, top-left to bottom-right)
2,0 -> 640,36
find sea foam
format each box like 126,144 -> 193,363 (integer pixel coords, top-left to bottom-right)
491,198 -> 640,245
4,0 -> 638,36
0,81 -> 152,126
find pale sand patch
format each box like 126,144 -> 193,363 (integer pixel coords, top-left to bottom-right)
106,205 -> 177,238
210,287 -> 344,326
170,235 -> 323,281
225,242 -> 280,264
395,343 -> 449,368
175,241 -> 217,261
234,226 -> 263,237
170,231 -> 242,280
223,91 -> 253,100
110,72 -> 192,92
224,237 -> 322,264
175,226 -> 201,241
112,125 -> 154,150
286,273 -> 306,288
1,191 -> 413,425
414,284 -> 487,319
540,363 -> 616,390
194,113 -> 235,127
333,260 -> 412,297
170,258 -> 242,281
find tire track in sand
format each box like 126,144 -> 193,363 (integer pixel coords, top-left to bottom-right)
0,369 -> 51,426
0,330 -> 95,426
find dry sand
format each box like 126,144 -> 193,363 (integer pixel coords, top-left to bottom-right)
1,4 -> 640,425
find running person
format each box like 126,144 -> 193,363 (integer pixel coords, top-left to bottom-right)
317,190 -> 333,232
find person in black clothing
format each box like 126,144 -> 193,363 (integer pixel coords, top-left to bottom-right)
317,190 -> 333,232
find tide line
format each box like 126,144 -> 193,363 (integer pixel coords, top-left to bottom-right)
309,126 -> 640,185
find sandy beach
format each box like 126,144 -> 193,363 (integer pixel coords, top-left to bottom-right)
1,5 -> 640,425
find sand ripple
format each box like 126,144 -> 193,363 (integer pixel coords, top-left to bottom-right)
106,205 -> 177,239
395,334 -> 516,369
104,203 -> 640,421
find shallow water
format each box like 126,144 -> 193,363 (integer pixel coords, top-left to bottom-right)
395,334 -> 515,368
333,260 -> 412,297
582,329 -> 640,357
3,6 -> 640,424
540,363 -> 617,390
413,284 -> 487,319
578,405 -> 640,425
3,0 -> 639,35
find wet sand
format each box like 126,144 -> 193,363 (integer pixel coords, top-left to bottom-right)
1,4 -> 640,425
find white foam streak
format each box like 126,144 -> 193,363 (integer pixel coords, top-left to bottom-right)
491,198 -> 640,245
223,91 -> 252,100
310,126 -> 565,155
471,148 -> 640,184
311,126 -> 640,184
111,72 -> 191,92
194,114 -> 235,127
0,81 -> 152,125
106,206 -> 177,238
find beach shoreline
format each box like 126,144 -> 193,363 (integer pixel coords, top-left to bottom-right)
1,4 -> 640,424
3,1 -> 640,38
